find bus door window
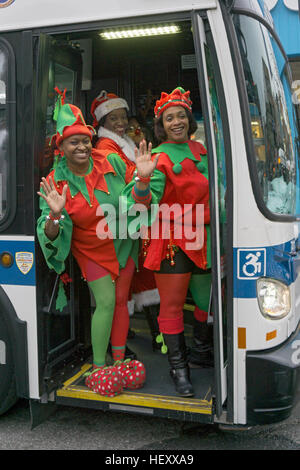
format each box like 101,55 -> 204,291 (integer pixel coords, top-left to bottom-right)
233,15 -> 299,217
204,43 -> 228,362
41,44 -> 80,175
46,62 -> 76,139
36,39 -> 83,363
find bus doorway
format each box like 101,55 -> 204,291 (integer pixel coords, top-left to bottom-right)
34,16 -> 229,423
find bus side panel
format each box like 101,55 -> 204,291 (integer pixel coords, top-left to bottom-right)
0,285 -> 29,399
246,322 -> 300,425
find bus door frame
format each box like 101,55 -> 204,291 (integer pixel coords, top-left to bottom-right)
34,33 -> 87,389
192,11 -> 230,418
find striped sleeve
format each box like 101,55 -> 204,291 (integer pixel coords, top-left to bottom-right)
131,184 -> 152,207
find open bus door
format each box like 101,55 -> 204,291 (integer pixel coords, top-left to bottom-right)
32,13 -> 230,425
192,11 -> 230,419
34,33 -> 92,404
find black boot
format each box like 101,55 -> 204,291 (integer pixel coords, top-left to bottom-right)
189,321 -> 214,368
164,332 -> 194,397
144,305 -> 161,351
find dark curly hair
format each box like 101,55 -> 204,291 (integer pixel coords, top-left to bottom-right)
154,108 -> 198,143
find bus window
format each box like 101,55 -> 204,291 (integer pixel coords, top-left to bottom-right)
233,15 -> 299,217
47,62 -> 77,138
0,39 -> 14,223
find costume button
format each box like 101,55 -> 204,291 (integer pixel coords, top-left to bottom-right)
172,163 -> 182,174
195,161 -> 206,172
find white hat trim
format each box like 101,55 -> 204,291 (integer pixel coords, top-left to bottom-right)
94,97 -> 129,122
98,127 -> 136,162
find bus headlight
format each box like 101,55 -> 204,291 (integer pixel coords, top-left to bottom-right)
257,278 -> 291,320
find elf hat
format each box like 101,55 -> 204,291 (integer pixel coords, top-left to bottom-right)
154,86 -> 192,118
51,87 -> 95,148
91,90 -> 129,127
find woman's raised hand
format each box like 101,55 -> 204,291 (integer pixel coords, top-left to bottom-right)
135,140 -> 159,179
37,176 -> 68,216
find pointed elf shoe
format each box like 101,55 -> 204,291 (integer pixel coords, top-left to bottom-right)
115,359 -> 146,390
84,365 -> 123,397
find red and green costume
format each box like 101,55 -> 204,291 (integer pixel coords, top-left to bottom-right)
37,89 -> 140,369
91,91 -> 160,315
37,151 -> 138,282
37,150 -> 139,367
123,139 -> 211,335
95,128 -> 136,184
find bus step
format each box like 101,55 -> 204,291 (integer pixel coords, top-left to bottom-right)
56,363 -> 213,422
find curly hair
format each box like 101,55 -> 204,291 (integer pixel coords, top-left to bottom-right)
154,108 -> 198,143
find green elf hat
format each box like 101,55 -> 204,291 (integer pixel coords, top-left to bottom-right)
51,87 -> 95,148
154,86 -> 192,118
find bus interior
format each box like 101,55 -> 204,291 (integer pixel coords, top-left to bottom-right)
35,18 -> 227,421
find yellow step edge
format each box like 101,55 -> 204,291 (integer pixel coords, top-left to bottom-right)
184,303 -> 195,312
56,364 -> 212,415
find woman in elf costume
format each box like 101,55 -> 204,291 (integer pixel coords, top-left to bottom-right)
37,89 -> 158,380
91,92 -> 161,349
91,91 -> 136,183
123,87 -> 212,397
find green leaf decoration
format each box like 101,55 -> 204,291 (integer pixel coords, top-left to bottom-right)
55,279 -> 67,312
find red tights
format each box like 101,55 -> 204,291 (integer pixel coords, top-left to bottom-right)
110,257 -> 136,360
154,272 -> 191,334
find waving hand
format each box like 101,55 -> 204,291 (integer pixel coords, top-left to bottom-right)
135,140 -> 159,179
37,176 -> 68,217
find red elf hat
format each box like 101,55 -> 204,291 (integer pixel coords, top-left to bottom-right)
90,90 -> 129,127
154,87 -> 192,118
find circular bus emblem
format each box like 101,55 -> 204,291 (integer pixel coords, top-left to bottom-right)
0,0 -> 15,7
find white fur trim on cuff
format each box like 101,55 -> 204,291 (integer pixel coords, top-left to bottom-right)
132,289 -> 160,312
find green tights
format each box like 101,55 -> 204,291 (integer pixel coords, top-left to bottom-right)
88,275 -> 115,367
189,272 -> 212,321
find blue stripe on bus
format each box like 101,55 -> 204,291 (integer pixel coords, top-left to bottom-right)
0,239 -> 298,295
233,240 -> 300,298
0,240 -> 36,286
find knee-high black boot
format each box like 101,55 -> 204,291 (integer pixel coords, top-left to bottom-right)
189,320 -> 214,368
144,304 -> 161,351
163,332 -> 194,397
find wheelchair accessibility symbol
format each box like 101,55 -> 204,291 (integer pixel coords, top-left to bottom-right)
237,248 -> 266,280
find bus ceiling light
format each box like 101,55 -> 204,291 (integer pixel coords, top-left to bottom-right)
257,278 -> 291,320
100,25 -> 180,40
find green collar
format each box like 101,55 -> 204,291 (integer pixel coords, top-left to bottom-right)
152,142 -> 195,164
54,156 -> 93,204
152,141 -> 206,175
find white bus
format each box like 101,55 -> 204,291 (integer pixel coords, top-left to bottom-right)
0,0 -> 299,428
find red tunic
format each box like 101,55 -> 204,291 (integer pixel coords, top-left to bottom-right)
44,150 -> 123,280
96,137 -> 136,183
143,140 -> 210,272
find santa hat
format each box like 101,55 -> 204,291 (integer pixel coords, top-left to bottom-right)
51,87 -> 95,148
91,90 -> 129,127
154,87 -> 192,118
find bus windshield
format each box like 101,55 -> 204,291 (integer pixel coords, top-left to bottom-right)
233,14 -> 300,217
